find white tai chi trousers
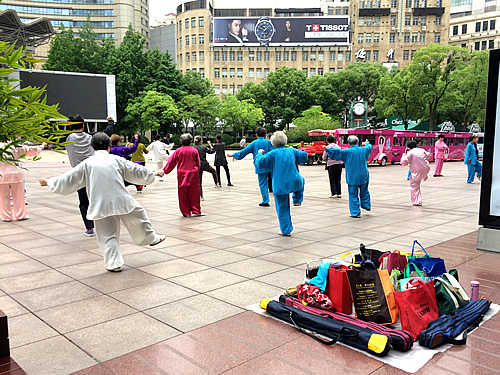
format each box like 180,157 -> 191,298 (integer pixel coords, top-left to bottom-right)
94,206 -> 157,270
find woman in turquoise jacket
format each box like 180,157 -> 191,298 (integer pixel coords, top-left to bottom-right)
254,131 -> 308,236
464,135 -> 482,184
230,127 -> 274,206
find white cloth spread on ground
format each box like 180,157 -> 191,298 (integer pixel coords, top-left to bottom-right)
246,298 -> 500,374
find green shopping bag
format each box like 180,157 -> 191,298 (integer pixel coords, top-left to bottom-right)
433,269 -> 470,316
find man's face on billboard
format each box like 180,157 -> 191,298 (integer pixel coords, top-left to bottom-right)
285,20 -> 291,28
229,20 -> 242,35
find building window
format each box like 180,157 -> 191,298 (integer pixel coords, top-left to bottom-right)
318,68 -> 324,76
179,39 -> 182,48
179,54 -> 182,63
390,33 -> 396,43
222,68 -> 227,78
412,33 -> 418,42
229,85 -> 234,95
192,52 -> 196,61
276,52 -> 281,61
489,40 -> 494,49
329,68 -> 336,73
419,33 -> 425,43
436,0 -> 442,6
482,40 -> 487,50
462,24 -> 467,34
264,68 -> 270,78
406,0 -> 412,8
490,20 -> 496,30
192,35 -> 196,45
214,51 -> 220,61
366,33 -> 372,43
256,68 -> 262,78
403,50 -> 409,60
200,68 -> 204,78
328,7 -> 334,15
366,50 -> 371,60
420,16 -> 426,25
200,51 -> 204,61
291,51 -> 297,61
264,51 -> 270,61
404,33 -> 410,43
330,51 -> 336,60
230,68 -> 235,78
222,52 -> 227,61
343,8 -> 349,15
214,85 -> 220,95
222,85 -> 227,94
311,53 -> 316,61
367,17 -> 373,26
405,15 -> 411,26
249,52 -> 255,61
338,52 -> 344,61
303,51 -> 308,61
310,68 -> 316,77
185,36 -> 189,46
375,0 -> 381,7
199,34 -> 205,44
237,68 -> 243,78
360,1 -> 365,8
191,17 -> 196,28
257,52 -> 262,61
434,32 -> 440,43
249,69 -> 255,78
367,0 -> 373,7
358,33 -> 364,43
475,41 -> 480,50
373,50 -> 379,61
346,51 -> 351,61
411,50 -> 416,59
476,22 -> 480,32
214,68 -> 220,78
318,52 -> 324,61
374,16 -> 380,26
336,8 -> 341,15
230,51 -> 235,61
179,22 -> 182,31
413,16 -> 419,26
284,51 -> 289,61
186,53 -> 190,62
237,85 -> 242,92
185,19 -> 189,28
436,15 -> 441,25
199,16 -> 204,27
483,21 -> 488,31
374,33 -> 380,43
359,17 -> 365,27
390,15 -> 396,26
237,51 -> 243,61
461,43 -> 466,48
453,26 -> 458,35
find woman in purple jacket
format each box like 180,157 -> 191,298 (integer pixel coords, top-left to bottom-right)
110,134 -> 139,188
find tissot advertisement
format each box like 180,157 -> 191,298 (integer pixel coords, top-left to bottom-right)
213,17 -> 350,46
479,49 -> 500,227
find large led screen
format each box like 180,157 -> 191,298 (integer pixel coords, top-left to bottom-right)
213,17 -> 350,46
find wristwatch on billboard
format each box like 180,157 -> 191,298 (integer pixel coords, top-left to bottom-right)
255,17 -> 275,46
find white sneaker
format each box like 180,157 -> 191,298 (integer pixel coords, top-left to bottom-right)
150,234 -> 166,246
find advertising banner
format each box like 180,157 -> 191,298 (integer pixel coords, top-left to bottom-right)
213,17 -> 350,47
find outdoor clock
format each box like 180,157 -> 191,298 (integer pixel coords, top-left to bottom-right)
353,103 -> 365,116
255,17 -> 275,46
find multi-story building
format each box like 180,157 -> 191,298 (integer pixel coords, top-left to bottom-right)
151,13 -> 177,63
0,0 -> 150,60
175,0 -> 451,95
448,0 -> 500,52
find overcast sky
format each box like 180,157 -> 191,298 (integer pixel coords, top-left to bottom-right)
149,1 -> 177,26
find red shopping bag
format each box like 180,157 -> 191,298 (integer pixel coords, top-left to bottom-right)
325,252 -> 354,315
394,278 -> 439,341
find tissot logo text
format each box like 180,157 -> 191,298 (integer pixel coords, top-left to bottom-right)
306,24 -> 349,31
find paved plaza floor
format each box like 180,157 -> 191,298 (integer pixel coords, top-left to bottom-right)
1,150 -> 499,374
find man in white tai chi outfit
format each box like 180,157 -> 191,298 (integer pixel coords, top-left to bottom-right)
147,134 -> 173,181
39,132 -> 166,272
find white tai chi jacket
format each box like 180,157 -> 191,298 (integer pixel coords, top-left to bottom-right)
47,150 -> 156,220
146,141 -> 174,162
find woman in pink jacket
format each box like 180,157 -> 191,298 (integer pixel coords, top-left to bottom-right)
0,142 -> 45,221
433,134 -> 448,177
401,139 -> 430,206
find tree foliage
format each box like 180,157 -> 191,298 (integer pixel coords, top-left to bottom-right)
288,106 -> 341,143
1,42 -> 69,164
179,94 -> 220,134
219,96 -> 264,141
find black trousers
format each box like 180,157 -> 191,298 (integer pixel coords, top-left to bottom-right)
327,164 -> 342,196
268,172 -> 273,192
216,164 -> 232,185
77,187 -> 94,230
199,164 -> 219,197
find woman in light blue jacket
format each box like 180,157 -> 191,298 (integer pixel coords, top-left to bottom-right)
464,135 -> 482,184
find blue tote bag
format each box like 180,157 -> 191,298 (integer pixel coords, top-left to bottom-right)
407,240 -> 446,279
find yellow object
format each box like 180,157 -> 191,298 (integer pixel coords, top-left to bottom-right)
260,298 -> 272,310
367,334 -> 389,353
336,251 -> 355,265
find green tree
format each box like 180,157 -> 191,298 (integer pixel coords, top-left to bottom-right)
308,74 -> 342,118
219,96 -> 264,141
180,94 -> 220,134
262,67 -> 311,129
181,70 -> 213,97
124,90 -> 179,134
44,25 -> 83,72
1,42 -> 69,164
335,62 -> 387,126
288,106 -> 341,143
375,67 -> 423,130
409,43 -> 468,130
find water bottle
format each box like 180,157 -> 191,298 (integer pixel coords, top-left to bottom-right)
470,281 -> 480,301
